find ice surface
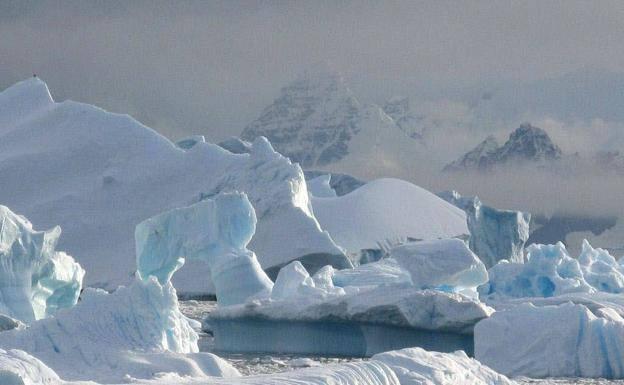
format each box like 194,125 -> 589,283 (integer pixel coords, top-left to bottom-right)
389,239 -> 488,297
373,347 -> 515,385
331,258 -> 412,288
311,178 -> 469,255
0,349 -> 60,385
439,190 -> 530,267
271,261 -> 344,300
0,276 -> 240,383
306,174 -> 337,197
175,135 -> 206,150
136,192 -> 273,306
0,205 -> 84,323
479,241 -> 624,299
475,302 -> 624,378
0,78 -> 344,295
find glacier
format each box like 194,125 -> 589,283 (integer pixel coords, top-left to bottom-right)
311,178 -> 469,257
475,302 -> 624,378
0,205 -> 84,323
0,78 -> 346,295
479,240 -> 624,299
439,190 -> 530,267
136,192 -> 273,306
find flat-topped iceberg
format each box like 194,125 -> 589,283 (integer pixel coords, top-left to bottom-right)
136,192 -> 273,306
0,78 -> 345,295
0,205 -> 84,323
479,240 -> 624,299
439,190 -> 530,267
475,302 -> 624,378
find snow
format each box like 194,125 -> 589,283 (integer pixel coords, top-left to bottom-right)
0,276 -> 240,383
0,205 -> 84,323
389,239 -> 488,298
373,347 -> 515,385
0,78 -> 345,295
475,302 -> 624,378
271,261 -> 344,300
332,258 -> 412,288
136,192 -> 273,306
306,174 -> 337,197
311,178 -> 469,255
439,191 -> 530,267
479,241 -> 624,299
0,349 -> 60,385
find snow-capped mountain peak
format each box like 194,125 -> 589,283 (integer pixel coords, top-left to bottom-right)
444,123 -> 562,172
241,66 -> 422,173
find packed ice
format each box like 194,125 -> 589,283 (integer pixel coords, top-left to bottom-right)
0,205 -> 84,323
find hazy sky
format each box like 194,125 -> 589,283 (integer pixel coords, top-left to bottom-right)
2,0 -> 624,141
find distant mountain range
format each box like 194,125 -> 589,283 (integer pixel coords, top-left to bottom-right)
444,124 -> 562,172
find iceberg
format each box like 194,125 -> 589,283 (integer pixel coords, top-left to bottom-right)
306,174 -> 337,198
389,239 -> 488,298
439,190 -> 530,267
311,179 -> 469,257
304,170 -> 366,196
0,205 -> 84,323
0,78 -> 347,296
0,275 -> 240,383
206,283 -> 492,356
136,192 -> 273,306
479,240 -> 624,299
475,302 -> 624,378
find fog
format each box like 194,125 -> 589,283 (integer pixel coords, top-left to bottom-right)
2,0 -> 624,217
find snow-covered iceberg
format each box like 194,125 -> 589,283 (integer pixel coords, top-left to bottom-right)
0,276 -> 240,383
0,78 -> 345,295
0,205 -> 84,323
475,302 -> 624,378
306,174 -> 337,197
0,349 -> 60,385
389,239 -> 488,298
479,240 -> 624,299
438,190 -> 530,267
311,179 -> 469,258
136,192 -> 273,306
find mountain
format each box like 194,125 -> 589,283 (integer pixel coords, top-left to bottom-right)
241,64 -> 422,174
444,123 -> 562,172
382,97 -> 424,139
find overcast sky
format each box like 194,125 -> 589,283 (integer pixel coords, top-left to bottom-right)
2,0 -> 624,141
